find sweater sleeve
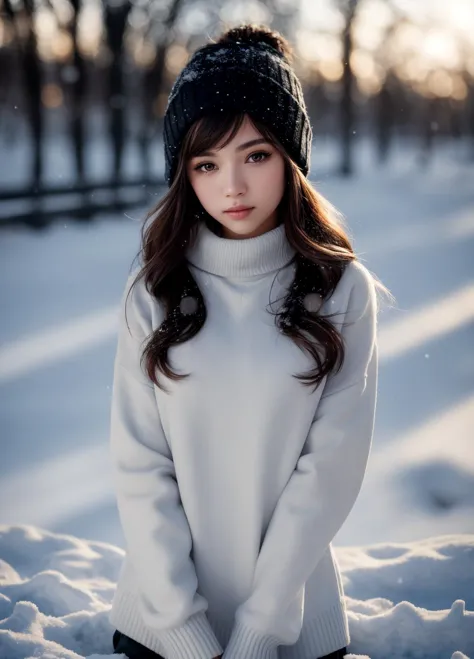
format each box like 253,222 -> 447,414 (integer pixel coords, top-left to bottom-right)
222,263 -> 378,659
109,274 -> 223,659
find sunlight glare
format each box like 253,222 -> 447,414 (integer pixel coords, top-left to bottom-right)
378,283 -> 474,363
422,28 -> 461,69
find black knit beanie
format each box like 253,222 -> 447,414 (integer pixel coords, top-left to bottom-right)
163,26 -> 313,187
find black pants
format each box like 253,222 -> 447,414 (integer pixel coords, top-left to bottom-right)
113,630 -> 347,659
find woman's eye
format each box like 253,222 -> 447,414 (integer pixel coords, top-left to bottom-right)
248,151 -> 271,163
194,162 -> 215,173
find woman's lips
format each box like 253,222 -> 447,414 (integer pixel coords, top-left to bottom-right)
224,207 -> 254,220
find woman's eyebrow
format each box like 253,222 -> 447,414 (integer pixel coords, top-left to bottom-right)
195,138 -> 270,158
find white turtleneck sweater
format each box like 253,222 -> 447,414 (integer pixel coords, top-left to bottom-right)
108,220 -> 378,659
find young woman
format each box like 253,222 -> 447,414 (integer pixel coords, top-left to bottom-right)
109,23 -> 385,659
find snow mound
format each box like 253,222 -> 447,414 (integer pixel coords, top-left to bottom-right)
0,525 -> 472,659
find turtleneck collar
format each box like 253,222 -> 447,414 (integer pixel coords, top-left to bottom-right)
185,220 -> 297,278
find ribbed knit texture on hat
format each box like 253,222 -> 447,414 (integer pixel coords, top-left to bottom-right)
163,40 -> 312,186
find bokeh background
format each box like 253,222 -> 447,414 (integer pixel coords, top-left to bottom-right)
0,0 -> 473,549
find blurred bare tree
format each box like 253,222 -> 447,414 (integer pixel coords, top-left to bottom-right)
3,0 -> 43,188
68,0 -> 87,182
104,0 -> 131,182
338,0 -> 358,176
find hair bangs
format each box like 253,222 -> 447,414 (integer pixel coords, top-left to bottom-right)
184,111 -> 248,159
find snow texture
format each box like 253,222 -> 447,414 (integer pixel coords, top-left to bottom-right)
0,526 -> 472,658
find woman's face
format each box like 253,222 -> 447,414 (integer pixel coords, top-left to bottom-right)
186,114 -> 286,239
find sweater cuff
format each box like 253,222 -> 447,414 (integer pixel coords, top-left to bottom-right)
159,611 -> 223,659
222,620 -> 280,659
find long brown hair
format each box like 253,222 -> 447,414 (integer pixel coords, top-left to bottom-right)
127,110 -> 382,394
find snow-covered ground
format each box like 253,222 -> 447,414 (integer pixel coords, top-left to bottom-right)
0,137 -> 473,657
0,526 -> 473,659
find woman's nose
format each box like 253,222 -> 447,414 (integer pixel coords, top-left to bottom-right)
223,166 -> 247,197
